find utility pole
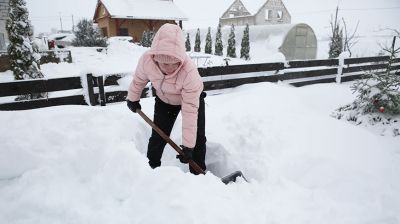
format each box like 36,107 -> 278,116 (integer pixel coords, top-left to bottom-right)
72,15 -> 75,32
59,12 -> 63,32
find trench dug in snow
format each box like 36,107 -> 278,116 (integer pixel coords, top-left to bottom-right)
132,121 -> 239,179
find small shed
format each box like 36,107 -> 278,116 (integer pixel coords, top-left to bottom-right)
93,0 -> 188,42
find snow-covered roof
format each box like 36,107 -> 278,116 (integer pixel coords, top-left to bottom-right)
240,0 -> 267,15
100,0 -> 188,21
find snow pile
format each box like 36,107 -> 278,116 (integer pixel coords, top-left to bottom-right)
1,82 -> 399,224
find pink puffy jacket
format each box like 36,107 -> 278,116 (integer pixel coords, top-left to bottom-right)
127,24 -> 204,148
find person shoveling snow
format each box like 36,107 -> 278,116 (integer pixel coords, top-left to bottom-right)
126,23 -> 245,183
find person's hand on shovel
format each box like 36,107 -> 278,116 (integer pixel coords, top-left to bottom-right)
176,146 -> 193,163
127,100 -> 141,113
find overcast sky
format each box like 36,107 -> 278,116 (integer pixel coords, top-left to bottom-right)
26,0 -> 400,37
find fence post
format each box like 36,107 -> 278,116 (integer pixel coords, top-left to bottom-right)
86,73 -> 96,106
97,76 -> 106,106
336,56 -> 344,84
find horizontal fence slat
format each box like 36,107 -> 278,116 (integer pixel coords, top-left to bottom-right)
280,68 -> 338,80
344,56 -> 390,65
199,62 -> 284,77
105,87 -> 149,104
393,58 -> 400,63
391,64 -> 400,71
287,59 -> 338,68
343,63 -> 388,74
290,77 -> 337,87
341,74 -> 364,82
0,77 -> 82,97
91,74 -> 126,87
204,76 -> 279,91
105,91 -> 127,104
0,95 -> 86,111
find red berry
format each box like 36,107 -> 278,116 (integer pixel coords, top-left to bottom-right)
379,107 -> 385,113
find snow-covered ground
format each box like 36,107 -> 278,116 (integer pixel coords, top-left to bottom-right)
1,81 -> 399,224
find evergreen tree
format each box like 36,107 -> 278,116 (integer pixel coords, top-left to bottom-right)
6,0 -> 43,81
214,24 -> 223,56
148,30 -> 155,46
141,30 -> 149,47
332,36 -> 400,135
140,30 -> 155,47
328,7 -> 343,58
205,27 -> 212,54
227,24 -> 237,58
140,30 -> 149,47
240,24 -> 250,60
72,19 -> 106,47
194,28 -> 201,52
185,33 -> 191,52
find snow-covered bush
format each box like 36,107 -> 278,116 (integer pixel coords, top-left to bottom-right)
72,19 -> 106,47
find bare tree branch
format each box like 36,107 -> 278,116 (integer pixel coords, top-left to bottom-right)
342,18 -> 359,57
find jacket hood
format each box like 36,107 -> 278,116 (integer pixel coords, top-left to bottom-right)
148,23 -> 187,65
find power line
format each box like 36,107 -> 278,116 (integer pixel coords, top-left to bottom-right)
342,6 -> 400,11
292,6 -> 400,15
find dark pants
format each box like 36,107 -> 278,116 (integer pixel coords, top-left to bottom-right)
147,92 -> 207,174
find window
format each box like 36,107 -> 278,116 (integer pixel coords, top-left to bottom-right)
0,33 -> 5,51
229,13 -> 235,18
265,9 -> 273,20
277,10 -> 283,20
118,28 -> 129,36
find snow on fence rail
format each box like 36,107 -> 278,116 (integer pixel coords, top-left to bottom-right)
0,56 -> 399,111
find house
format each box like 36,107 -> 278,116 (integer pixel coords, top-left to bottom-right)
219,0 -> 291,27
93,0 -> 188,42
0,0 -> 9,51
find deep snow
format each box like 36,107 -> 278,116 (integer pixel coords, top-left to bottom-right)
1,81 -> 399,224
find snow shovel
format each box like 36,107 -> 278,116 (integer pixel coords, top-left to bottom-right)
136,109 -> 247,184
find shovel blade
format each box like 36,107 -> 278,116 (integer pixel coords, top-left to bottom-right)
221,171 -> 247,184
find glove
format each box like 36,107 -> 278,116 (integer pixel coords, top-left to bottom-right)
176,146 -> 193,164
127,100 -> 141,113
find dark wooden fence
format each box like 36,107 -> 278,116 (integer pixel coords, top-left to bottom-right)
0,55 -> 399,111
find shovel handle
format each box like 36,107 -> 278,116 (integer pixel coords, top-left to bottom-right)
136,109 -> 206,175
